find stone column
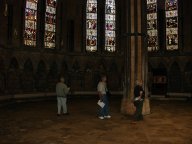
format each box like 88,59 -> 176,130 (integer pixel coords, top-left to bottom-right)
121,0 -> 150,115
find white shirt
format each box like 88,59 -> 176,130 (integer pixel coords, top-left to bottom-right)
97,82 -> 107,95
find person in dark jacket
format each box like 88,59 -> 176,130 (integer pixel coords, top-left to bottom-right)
133,80 -> 145,121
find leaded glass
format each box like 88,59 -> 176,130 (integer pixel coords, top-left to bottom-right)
165,0 -> 178,50
86,0 -> 97,52
24,0 -> 38,46
147,0 -> 158,51
44,0 -> 57,48
105,0 -> 116,52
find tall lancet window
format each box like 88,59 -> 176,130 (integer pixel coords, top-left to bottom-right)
165,0 -> 178,50
24,0 -> 38,46
86,0 -> 97,52
146,0 -> 158,52
44,0 -> 57,48
105,0 -> 116,52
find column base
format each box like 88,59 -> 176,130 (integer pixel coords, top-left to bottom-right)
120,98 -> 136,115
142,98 -> 151,115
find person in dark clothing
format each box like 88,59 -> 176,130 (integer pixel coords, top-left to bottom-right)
133,80 -> 145,121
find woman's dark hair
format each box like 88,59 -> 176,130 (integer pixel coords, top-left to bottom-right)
58,76 -> 64,82
100,74 -> 106,81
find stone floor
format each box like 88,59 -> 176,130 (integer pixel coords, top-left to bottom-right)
0,97 -> 192,144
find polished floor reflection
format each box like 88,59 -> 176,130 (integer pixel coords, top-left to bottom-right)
0,97 -> 192,144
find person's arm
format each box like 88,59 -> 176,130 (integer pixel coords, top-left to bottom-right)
98,91 -> 103,101
134,86 -> 142,100
97,83 -> 104,101
63,84 -> 70,95
139,87 -> 145,100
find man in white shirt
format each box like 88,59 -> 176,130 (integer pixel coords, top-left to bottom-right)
56,77 -> 70,116
97,75 -> 111,120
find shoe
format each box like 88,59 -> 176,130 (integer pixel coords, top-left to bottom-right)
98,116 -> 104,120
104,115 -> 111,119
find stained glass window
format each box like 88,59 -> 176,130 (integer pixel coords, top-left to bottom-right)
24,0 -> 38,46
165,0 -> 178,50
105,0 -> 116,52
86,0 -> 97,52
44,0 -> 57,48
147,0 -> 158,51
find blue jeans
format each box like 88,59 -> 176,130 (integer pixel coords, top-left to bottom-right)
99,95 -> 110,116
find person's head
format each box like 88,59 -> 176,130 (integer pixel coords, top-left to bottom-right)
60,77 -> 65,83
101,74 -> 107,82
136,80 -> 143,86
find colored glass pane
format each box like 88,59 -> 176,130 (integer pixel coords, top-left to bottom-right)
24,0 -> 38,46
44,0 -> 57,48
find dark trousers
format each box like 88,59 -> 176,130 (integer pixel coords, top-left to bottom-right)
99,95 -> 109,117
134,100 -> 144,121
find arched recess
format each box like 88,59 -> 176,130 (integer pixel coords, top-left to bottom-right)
7,57 -> 21,93
70,60 -> 83,91
184,61 -> 192,92
24,59 -> 34,72
35,60 -> 47,91
84,61 -> 94,90
93,59 -> 107,89
47,61 -> 58,91
0,58 -> 5,94
168,61 -> 181,92
60,60 -> 68,76
148,63 -> 154,94
151,62 -> 167,95
49,61 -> 58,78
9,57 -> 19,70
22,59 -> 34,92
108,61 -> 120,90
97,59 -> 107,73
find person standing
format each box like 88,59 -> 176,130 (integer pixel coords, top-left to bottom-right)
97,75 -> 111,120
56,77 -> 70,116
133,80 -> 145,121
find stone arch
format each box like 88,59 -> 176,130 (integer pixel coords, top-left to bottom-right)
49,61 -> 58,77
35,60 -> 47,91
108,61 -> 120,90
7,57 -> 21,93
0,58 -> 5,94
158,62 -> 166,70
93,59 -> 106,89
148,62 -> 153,73
24,59 -> 34,72
47,61 -> 58,91
0,57 -> 5,71
183,61 -> 192,92
109,60 -> 118,72
72,60 -> 80,72
21,59 -> 34,92
84,61 -> 93,72
36,60 -> 47,74
150,62 -> 167,95
60,60 -> 68,75
84,61 -> 94,90
184,61 -> 192,72
9,57 -> 19,70
168,61 -> 182,92
96,59 -> 107,73
148,63 -> 154,93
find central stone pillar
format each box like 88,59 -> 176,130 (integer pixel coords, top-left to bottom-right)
121,0 -> 150,115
